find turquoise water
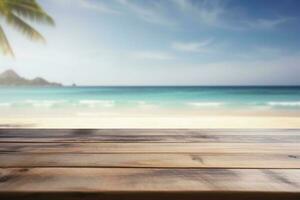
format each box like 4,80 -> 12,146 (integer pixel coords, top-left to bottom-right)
1,86 -> 300,114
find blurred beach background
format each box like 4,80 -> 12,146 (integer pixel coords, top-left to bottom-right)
1,1 -> 300,129
1,86 -> 300,128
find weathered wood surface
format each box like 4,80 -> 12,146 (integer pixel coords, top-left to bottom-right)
1,129 -> 300,143
0,129 -> 299,200
0,153 -> 299,168
0,168 -> 300,192
1,143 -> 299,154
0,192 -> 299,200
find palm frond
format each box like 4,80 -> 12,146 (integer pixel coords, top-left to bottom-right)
5,12 -> 45,43
0,25 -> 14,56
4,0 -> 55,26
0,0 -> 54,57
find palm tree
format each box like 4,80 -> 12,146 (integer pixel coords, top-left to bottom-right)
0,0 -> 54,57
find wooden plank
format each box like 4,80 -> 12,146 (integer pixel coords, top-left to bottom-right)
1,133 -> 300,143
0,168 -> 300,192
1,129 -> 299,143
0,129 -> 299,199
0,143 -> 299,154
1,192 -> 300,200
1,128 -> 299,135
0,153 -> 299,168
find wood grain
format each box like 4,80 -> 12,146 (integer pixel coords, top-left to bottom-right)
0,153 -> 299,168
0,129 -> 298,135
1,129 -> 300,143
0,129 -> 299,200
0,142 -> 299,154
0,168 -> 300,192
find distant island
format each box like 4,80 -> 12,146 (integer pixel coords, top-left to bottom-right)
0,69 -> 63,87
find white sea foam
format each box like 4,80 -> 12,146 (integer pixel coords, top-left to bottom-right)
79,100 -> 115,108
76,112 -> 121,117
0,102 -> 11,107
267,101 -> 300,107
24,100 -> 67,108
187,102 -> 224,107
135,101 -> 157,109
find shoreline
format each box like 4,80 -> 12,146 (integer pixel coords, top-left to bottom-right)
1,115 -> 300,128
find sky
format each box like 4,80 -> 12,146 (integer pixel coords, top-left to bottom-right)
1,0 -> 300,86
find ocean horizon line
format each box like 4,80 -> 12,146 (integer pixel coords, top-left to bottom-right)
72,85 -> 300,87
1,85 -> 299,88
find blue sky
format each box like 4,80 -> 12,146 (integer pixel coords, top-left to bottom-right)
1,0 -> 300,85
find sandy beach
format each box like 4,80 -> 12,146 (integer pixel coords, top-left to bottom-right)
1,115 -> 300,129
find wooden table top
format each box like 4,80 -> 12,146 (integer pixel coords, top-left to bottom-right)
0,129 -> 300,200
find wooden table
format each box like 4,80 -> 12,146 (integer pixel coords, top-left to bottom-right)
0,129 -> 300,200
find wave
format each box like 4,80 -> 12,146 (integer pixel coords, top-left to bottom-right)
0,102 -> 11,107
0,100 -> 67,108
2,99 -> 300,110
25,100 -> 67,107
79,100 -> 115,108
267,101 -> 300,107
187,102 -> 224,107
134,101 -> 157,109
0,99 -> 116,109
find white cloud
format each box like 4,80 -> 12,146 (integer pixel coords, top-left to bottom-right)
172,39 -> 214,53
173,0 -> 292,30
49,0 -> 293,30
195,1 -> 225,26
245,17 -> 292,29
131,51 -> 174,60
49,0 -> 120,15
78,0 -> 120,15
174,0 -> 226,27
116,0 -> 175,26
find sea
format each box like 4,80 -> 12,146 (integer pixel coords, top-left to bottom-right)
1,86 -> 300,116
